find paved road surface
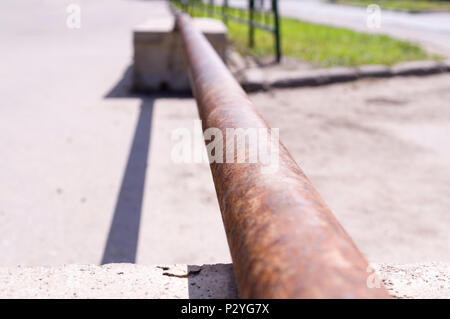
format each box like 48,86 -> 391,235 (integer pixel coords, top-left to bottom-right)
0,0 -> 231,266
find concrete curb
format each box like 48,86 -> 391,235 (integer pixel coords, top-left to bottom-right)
0,263 -> 449,298
0,264 -> 239,299
240,60 -> 450,92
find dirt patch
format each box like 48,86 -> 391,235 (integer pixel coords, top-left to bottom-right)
249,74 -> 450,264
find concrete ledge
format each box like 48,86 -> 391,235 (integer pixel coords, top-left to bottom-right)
241,60 -> 450,92
0,263 -> 449,298
375,263 -> 450,299
0,264 -> 238,299
133,17 -> 227,92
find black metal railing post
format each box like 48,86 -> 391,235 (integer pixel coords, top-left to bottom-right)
222,0 -> 228,25
272,0 -> 281,63
209,0 -> 214,16
249,0 -> 255,48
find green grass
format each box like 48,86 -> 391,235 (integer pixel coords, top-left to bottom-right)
333,0 -> 450,13
175,3 -> 438,67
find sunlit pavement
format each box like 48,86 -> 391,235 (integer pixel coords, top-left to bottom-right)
0,0 -> 231,266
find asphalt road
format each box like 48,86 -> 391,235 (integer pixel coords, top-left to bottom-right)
0,0 -> 231,266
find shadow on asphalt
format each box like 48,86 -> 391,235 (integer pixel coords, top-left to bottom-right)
104,65 -> 193,99
101,65 -> 193,264
101,99 -> 154,264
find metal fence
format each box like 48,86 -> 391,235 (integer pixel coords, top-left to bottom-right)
171,0 -> 281,62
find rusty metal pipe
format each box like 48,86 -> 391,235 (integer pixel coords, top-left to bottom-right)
176,13 -> 390,299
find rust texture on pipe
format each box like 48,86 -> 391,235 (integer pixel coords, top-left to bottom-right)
176,13 -> 390,299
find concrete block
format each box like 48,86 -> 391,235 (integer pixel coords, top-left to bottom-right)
133,17 -> 227,92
